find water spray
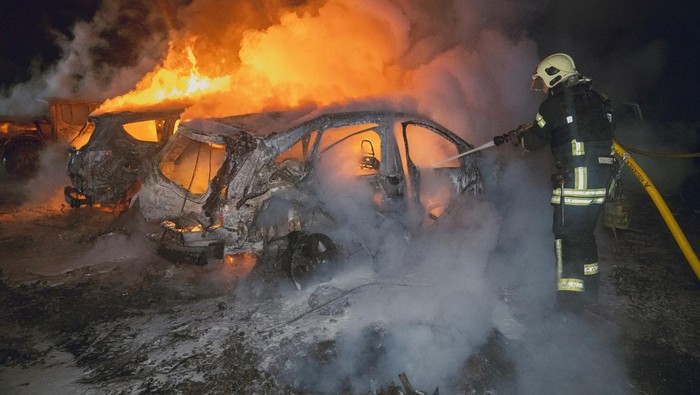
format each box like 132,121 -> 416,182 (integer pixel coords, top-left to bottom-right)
432,140 -> 496,167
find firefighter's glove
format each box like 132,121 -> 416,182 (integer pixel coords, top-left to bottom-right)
493,133 -> 512,147
510,124 -> 532,147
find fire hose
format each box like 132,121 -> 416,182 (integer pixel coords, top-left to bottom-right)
614,141 -> 700,159
612,141 -> 700,279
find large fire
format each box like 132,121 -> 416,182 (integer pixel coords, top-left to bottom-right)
94,0 -> 407,119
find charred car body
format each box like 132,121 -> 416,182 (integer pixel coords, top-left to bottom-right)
134,109 -> 483,284
64,107 -> 184,211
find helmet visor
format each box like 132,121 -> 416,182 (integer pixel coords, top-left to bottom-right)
531,76 -> 546,92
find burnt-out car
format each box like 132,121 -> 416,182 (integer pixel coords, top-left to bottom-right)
135,109 -> 483,284
64,107 -> 184,211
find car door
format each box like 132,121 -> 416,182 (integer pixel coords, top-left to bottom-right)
394,119 -> 479,223
312,121 -> 405,209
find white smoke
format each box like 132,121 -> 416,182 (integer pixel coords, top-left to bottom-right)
0,0 -> 172,116
20,141 -> 73,208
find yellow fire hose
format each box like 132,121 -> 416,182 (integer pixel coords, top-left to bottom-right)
617,143 -> 700,159
612,141 -> 700,279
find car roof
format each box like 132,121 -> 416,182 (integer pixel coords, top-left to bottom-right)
178,107 -> 318,139
88,107 -> 185,123
177,108 -> 458,142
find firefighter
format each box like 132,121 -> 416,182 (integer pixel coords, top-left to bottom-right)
495,53 -> 615,312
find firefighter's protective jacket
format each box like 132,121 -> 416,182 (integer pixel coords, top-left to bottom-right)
522,81 -> 614,206
523,81 -> 612,154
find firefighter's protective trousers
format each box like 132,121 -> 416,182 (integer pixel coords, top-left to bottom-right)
551,141 -> 613,300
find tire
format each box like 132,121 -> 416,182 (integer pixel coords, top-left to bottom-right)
257,231 -> 338,290
288,232 -> 337,289
3,140 -> 42,176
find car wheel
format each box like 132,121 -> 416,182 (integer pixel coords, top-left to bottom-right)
3,140 -> 41,176
288,232 -> 337,290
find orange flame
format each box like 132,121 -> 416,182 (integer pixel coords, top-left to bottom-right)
95,44 -> 230,114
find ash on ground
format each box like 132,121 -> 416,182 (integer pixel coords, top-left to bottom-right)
1,169 -> 699,394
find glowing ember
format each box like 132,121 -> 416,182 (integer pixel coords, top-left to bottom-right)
223,253 -> 257,277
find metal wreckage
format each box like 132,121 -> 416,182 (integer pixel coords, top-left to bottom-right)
64,107 -> 483,288
65,107 -> 185,212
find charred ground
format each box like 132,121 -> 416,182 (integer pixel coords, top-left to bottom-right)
1,166 -> 699,394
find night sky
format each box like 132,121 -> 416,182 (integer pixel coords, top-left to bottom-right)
1,0 -> 699,123
0,1 -> 99,86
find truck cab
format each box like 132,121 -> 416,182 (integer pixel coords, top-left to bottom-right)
0,99 -> 98,176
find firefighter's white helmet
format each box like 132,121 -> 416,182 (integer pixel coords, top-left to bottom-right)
531,53 -> 579,91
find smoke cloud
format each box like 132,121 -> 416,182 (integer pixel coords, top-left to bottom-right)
20,141 -> 73,208
0,0 -> 174,116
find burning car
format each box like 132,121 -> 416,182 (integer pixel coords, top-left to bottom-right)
135,109 -> 483,285
64,107 -> 184,211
